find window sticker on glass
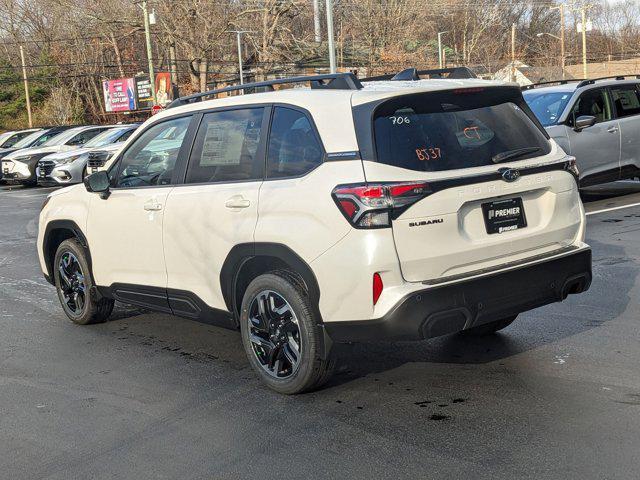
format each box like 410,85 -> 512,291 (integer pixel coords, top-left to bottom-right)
201,119 -> 259,166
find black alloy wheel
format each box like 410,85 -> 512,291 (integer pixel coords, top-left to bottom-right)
58,251 -> 86,317
53,238 -> 114,325
247,290 -> 302,379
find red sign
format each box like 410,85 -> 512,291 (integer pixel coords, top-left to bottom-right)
151,104 -> 164,115
102,78 -> 136,112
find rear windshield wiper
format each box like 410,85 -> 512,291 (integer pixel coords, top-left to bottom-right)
491,147 -> 541,164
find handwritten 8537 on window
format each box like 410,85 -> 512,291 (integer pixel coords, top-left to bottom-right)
415,147 -> 442,161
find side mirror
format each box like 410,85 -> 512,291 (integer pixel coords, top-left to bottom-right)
574,115 -> 596,131
84,171 -> 111,199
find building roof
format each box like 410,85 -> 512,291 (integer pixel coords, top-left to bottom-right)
564,57 -> 640,78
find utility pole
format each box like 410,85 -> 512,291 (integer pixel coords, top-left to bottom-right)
325,0 -> 336,73
313,0 -> 321,43
19,45 -> 32,128
141,0 -> 156,104
169,41 -> 178,87
229,30 -> 250,90
550,4 -> 566,78
169,40 -> 179,99
511,23 -> 516,82
235,31 -> 246,85
580,6 -> 588,78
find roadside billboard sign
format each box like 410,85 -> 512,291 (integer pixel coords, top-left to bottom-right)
102,78 -> 136,112
155,72 -> 173,106
135,75 -> 154,110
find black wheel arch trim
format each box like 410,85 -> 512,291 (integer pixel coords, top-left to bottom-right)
221,243 -> 322,319
42,219 -> 93,286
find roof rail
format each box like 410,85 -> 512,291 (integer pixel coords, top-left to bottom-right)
521,79 -> 585,90
576,75 -> 640,88
166,72 -> 363,109
361,67 -> 477,82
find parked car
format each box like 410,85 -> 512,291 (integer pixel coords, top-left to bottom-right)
37,124 -> 140,186
0,128 -> 40,149
38,70 -> 592,394
1,125 -> 110,186
522,75 -> 640,186
0,126 -> 76,160
86,142 -> 129,176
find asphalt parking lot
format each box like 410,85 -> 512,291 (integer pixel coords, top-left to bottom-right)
1,182 -> 639,479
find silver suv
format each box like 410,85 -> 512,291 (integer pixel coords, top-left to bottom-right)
523,76 -> 640,186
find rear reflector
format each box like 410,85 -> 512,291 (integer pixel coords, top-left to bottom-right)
373,273 -> 383,305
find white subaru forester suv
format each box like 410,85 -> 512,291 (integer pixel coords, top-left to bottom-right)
38,70 -> 592,394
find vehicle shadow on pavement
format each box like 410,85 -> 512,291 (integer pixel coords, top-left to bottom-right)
324,237 -> 635,389
93,238 -> 634,394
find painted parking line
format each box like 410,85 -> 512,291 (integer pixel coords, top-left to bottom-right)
0,191 -> 54,198
0,187 -> 58,196
586,201 -> 640,216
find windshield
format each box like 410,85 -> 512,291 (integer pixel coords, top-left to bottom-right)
12,129 -> 44,148
372,88 -> 551,172
84,128 -> 128,148
41,127 -> 86,147
0,132 -> 14,147
522,90 -> 572,126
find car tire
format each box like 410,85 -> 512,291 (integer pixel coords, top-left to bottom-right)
460,315 -> 517,337
54,238 -> 114,325
240,271 -> 336,394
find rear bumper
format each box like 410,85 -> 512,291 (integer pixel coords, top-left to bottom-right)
324,247 -> 592,342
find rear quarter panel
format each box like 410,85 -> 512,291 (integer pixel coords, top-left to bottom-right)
254,161 -> 364,264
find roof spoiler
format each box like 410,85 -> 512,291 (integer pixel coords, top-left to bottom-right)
361,67 -> 477,82
166,73 -> 363,109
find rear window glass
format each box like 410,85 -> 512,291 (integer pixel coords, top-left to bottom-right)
610,85 -> 640,118
373,89 -> 551,172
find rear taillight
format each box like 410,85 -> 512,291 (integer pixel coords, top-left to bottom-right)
332,181 -> 430,228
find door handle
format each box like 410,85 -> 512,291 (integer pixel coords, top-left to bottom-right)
607,126 -> 619,133
143,202 -> 163,211
225,196 -> 251,209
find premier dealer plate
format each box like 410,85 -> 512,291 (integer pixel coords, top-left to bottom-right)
481,197 -> 527,234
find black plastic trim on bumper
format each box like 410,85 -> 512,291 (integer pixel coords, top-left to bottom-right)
37,178 -> 64,187
324,248 -> 592,343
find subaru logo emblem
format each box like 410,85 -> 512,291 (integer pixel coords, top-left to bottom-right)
499,168 -> 520,183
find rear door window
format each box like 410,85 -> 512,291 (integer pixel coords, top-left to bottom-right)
373,88 -> 551,172
266,107 -> 323,179
610,85 -> 640,118
186,108 -> 264,184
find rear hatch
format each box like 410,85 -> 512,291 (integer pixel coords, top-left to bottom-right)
355,85 -> 583,283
